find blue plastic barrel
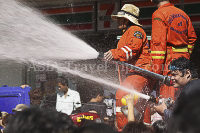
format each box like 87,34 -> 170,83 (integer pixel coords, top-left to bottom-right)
0,85 -> 30,114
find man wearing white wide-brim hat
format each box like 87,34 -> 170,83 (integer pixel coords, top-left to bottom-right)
104,4 -> 154,131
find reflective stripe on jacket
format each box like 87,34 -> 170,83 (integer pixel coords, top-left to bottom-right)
151,3 -> 197,74
111,26 -> 150,69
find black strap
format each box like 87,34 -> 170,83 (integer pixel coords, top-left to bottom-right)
120,10 -> 138,19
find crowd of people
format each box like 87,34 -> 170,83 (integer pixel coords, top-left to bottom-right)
1,58 -> 198,133
0,106 -> 164,133
1,58 -> 199,133
0,0 -> 199,132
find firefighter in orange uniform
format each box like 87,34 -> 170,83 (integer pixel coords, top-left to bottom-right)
104,4 -> 153,131
150,0 -> 197,100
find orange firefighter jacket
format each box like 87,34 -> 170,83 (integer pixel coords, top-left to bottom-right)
110,25 -> 151,83
111,25 -> 152,130
151,3 -> 197,74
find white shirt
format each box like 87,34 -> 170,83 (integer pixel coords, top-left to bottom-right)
56,88 -> 81,115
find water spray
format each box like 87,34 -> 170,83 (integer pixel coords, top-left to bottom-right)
0,0 -> 163,103
0,0 -> 150,101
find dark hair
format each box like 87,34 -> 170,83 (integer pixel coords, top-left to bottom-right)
122,121 -> 153,133
168,87 -> 200,133
73,123 -> 119,133
169,57 -> 198,78
127,20 -> 136,27
4,107 -> 75,133
152,120 -> 167,133
91,87 -> 104,99
57,76 -> 68,86
152,0 -> 168,4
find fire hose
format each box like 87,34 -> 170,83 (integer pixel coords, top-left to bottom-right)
98,52 -> 173,119
98,52 -> 172,86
